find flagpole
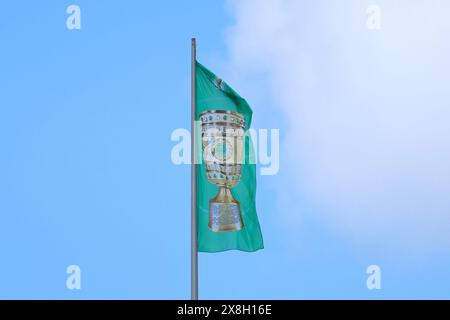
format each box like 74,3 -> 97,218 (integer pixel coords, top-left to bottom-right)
191,37 -> 199,300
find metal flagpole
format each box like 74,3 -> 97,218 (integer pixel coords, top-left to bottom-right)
191,37 -> 199,300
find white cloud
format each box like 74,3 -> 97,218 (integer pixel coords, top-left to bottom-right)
224,0 -> 450,253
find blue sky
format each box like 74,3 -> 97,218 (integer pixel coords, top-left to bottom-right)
1,0 -> 450,299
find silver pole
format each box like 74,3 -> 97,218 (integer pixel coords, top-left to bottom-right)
191,37 -> 198,300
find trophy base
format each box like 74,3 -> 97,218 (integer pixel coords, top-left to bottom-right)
208,187 -> 243,232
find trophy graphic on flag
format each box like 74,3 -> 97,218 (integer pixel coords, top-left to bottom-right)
200,110 -> 245,232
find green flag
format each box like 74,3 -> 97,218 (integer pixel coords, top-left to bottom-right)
196,61 -> 264,252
